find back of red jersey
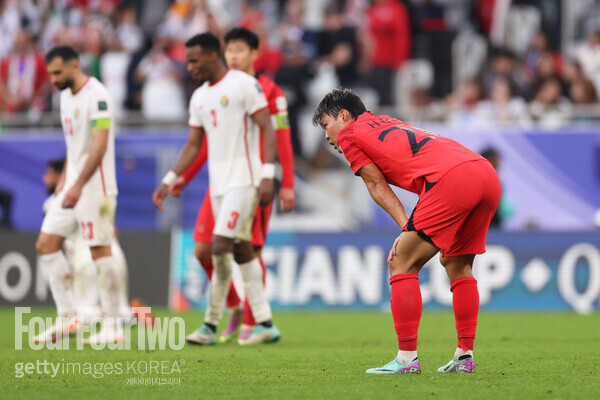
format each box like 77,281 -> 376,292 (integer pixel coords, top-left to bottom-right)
338,112 -> 484,194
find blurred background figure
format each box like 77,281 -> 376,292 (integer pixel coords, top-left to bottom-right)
365,0 -> 411,105
0,28 -> 50,115
135,29 -> 186,122
530,77 -> 572,128
476,76 -> 531,127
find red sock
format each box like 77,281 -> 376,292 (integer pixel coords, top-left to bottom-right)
451,277 -> 479,351
242,257 -> 266,326
200,260 -> 241,309
390,273 -> 422,351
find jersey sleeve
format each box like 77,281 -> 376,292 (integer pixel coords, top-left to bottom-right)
338,127 -> 374,176
188,92 -> 203,128
270,86 -> 294,188
243,76 -> 269,116
88,89 -> 112,123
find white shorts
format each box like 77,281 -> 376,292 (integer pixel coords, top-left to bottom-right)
211,186 -> 257,241
41,191 -> 116,247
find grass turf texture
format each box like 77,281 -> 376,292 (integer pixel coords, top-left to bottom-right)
1,309 -> 598,400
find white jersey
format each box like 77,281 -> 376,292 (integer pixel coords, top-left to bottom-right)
60,77 -> 118,197
188,70 -> 268,196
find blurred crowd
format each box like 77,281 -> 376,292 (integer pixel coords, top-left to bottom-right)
2,0 -> 600,141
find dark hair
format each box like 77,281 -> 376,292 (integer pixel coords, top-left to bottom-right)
480,147 -> 499,160
224,27 -> 259,50
185,32 -> 221,54
47,159 -> 65,173
312,88 -> 367,127
45,46 -> 79,64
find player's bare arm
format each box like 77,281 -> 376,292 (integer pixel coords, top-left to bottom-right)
358,163 -> 408,227
62,127 -> 108,208
152,126 -> 205,211
252,108 -> 276,207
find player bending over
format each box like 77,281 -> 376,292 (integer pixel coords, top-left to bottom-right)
169,27 -> 295,345
34,46 -> 123,344
153,32 -> 279,345
312,88 -> 500,374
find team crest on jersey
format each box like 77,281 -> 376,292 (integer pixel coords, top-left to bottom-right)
74,108 -> 80,118
98,101 -> 107,111
255,83 -> 263,94
220,96 -> 229,107
275,96 -> 287,111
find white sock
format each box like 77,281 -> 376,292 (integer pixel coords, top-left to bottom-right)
95,256 -> 122,318
239,257 -> 272,324
205,253 -> 233,325
40,251 -> 75,317
454,347 -> 473,359
112,241 -> 131,317
397,350 -> 418,365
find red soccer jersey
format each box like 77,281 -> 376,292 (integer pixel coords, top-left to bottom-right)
181,74 -> 294,189
337,112 -> 484,195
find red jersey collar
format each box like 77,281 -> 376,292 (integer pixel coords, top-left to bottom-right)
209,70 -> 229,86
72,76 -> 91,95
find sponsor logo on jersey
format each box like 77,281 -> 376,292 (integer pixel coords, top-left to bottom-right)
74,108 -> 80,118
220,96 -> 229,107
255,83 -> 263,94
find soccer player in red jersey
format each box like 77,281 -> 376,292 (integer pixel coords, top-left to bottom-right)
313,88 -> 501,374
169,28 -> 296,344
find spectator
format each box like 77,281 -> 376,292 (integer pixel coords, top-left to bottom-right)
366,0 -> 411,105
0,0 -> 20,61
135,31 -> 185,122
577,30 -> 600,94
570,79 -> 597,105
100,32 -> 131,117
483,48 -> 529,99
530,77 -> 572,128
523,31 -> 563,81
476,76 -> 532,127
275,0 -> 319,156
530,51 -> 567,99
253,22 -> 283,79
0,28 -> 50,114
446,79 -> 486,126
115,5 -> 145,55
318,5 -> 360,88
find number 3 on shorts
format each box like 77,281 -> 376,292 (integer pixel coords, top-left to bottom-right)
227,212 -> 239,230
81,221 -> 94,240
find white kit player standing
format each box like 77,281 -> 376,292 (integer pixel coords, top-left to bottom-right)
34,46 -> 124,344
153,32 -> 280,344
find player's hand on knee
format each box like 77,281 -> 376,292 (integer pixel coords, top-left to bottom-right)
169,176 -> 186,197
152,184 -> 169,211
258,178 -> 275,207
278,188 -> 296,213
387,235 -> 402,263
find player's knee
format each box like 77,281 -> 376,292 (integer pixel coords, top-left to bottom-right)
233,241 -> 254,264
212,235 -> 234,255
194,242 -> 212,265
388,257 -> 425,275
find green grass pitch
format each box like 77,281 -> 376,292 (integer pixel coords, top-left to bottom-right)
1,309 -> 599,400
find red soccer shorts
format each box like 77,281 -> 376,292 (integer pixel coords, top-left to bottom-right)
403,159 -> 501,257
192,190 -> 273,248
